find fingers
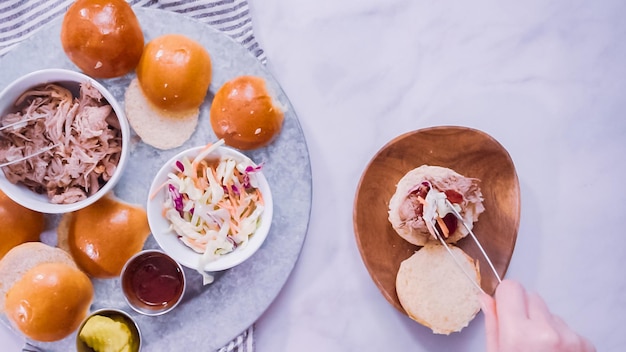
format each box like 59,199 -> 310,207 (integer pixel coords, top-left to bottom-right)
495,280 -> 529,324
490,280 -> 597,352
580,335 -> 597,352
550,314 -> 597,352
527,291 -> 552,322
479,293 -> 499,352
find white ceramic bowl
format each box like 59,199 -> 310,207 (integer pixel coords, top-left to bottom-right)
147,145 -> 273,272
0,69 -> 129,213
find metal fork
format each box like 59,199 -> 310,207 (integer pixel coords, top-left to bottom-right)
427,199 -> 502,295
0,143 -> 61,168
445,199 -> 502,284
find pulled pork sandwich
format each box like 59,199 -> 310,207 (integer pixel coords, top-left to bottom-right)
388,165 -> 485,246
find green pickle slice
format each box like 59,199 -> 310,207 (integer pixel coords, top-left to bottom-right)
79,315 -> 134,352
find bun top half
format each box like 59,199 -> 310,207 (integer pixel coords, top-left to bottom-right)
136,34 -> 212,112
210,75 -> 284,150
61,0 -> 144,78
0,242 -> 93,342
0,190 -> 45,259
58,193 -> 150,278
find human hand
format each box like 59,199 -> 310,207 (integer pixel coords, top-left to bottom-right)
480,280 -> 595,352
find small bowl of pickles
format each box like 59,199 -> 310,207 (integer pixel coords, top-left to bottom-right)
76,308 -> 141,352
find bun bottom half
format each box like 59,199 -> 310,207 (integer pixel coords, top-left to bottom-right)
396,244 -> 481,335
124,78 -> 198,150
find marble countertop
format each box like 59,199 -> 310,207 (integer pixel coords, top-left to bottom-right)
2,0 -> 625,351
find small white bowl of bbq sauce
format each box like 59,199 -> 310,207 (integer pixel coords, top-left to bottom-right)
0,68 -> 129,213
120,249 -> 186,316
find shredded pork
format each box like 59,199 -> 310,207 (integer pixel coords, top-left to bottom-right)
0,83 -> 122,204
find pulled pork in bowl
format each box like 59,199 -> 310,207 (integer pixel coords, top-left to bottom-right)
0,69 -> 129,213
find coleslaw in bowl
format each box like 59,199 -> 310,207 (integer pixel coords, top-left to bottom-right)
147,139 -> 273,282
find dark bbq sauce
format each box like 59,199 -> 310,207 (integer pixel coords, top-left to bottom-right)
123,252 -> 184,309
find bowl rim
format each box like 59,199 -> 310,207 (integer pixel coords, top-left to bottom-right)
0,68 -> 130,213
147,144 -> 273,272
75,307 -> 142,352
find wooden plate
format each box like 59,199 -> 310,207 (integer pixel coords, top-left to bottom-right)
353,126 -> 520,314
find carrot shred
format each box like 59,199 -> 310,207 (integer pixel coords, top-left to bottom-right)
436,217 -> 450,238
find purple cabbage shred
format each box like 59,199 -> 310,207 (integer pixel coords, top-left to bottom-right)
168,184 -> 185,214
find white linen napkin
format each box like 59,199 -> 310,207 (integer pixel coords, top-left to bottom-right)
0,1 -> 263,351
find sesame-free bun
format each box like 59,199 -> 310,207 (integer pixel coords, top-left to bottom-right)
58,193 -> 150,278
388,165 -> 485,246
0,242 -> 77,312
0,242 -> 93,342
210,75 -> 285,150
136,34 -> 212,112
60,0 -> 144,78
396,244 -> 481,335
0,190 -> 45,259
124,78 -> 199,149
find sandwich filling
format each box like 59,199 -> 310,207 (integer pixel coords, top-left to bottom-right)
389,165 -> 485,246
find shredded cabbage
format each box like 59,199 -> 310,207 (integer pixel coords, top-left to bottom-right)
161,139 -> 265,278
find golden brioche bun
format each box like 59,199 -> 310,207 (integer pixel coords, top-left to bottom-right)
58,193 -> 150,278
210,75 -> 284,150
124,77 -> 199,149
0,242 -> 77,313
396,244 -> 481,335
136,34 -> 212,112
0,190 -> 45,259
5,262 -> 93,342
60,0 -> 144,78
0,242 -> 92,342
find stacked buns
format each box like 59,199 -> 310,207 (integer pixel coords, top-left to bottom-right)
389,165 -> 484,334
125,34 -> 212,150
0,242 -> 93,342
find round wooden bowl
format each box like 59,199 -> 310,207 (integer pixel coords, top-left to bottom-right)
353,126 -> 520,314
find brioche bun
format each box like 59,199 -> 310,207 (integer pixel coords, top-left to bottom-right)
388,165 -> 485,246
396,244 -> 481,334
61,0 -> 144,78
58,193 -> 150,278
0,190 -> 45,259
0,242 -> 93,342
210,75 -> 284,150
124,78 -> 199,149
136,34 -> 212,112
0,242 -> 77,312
